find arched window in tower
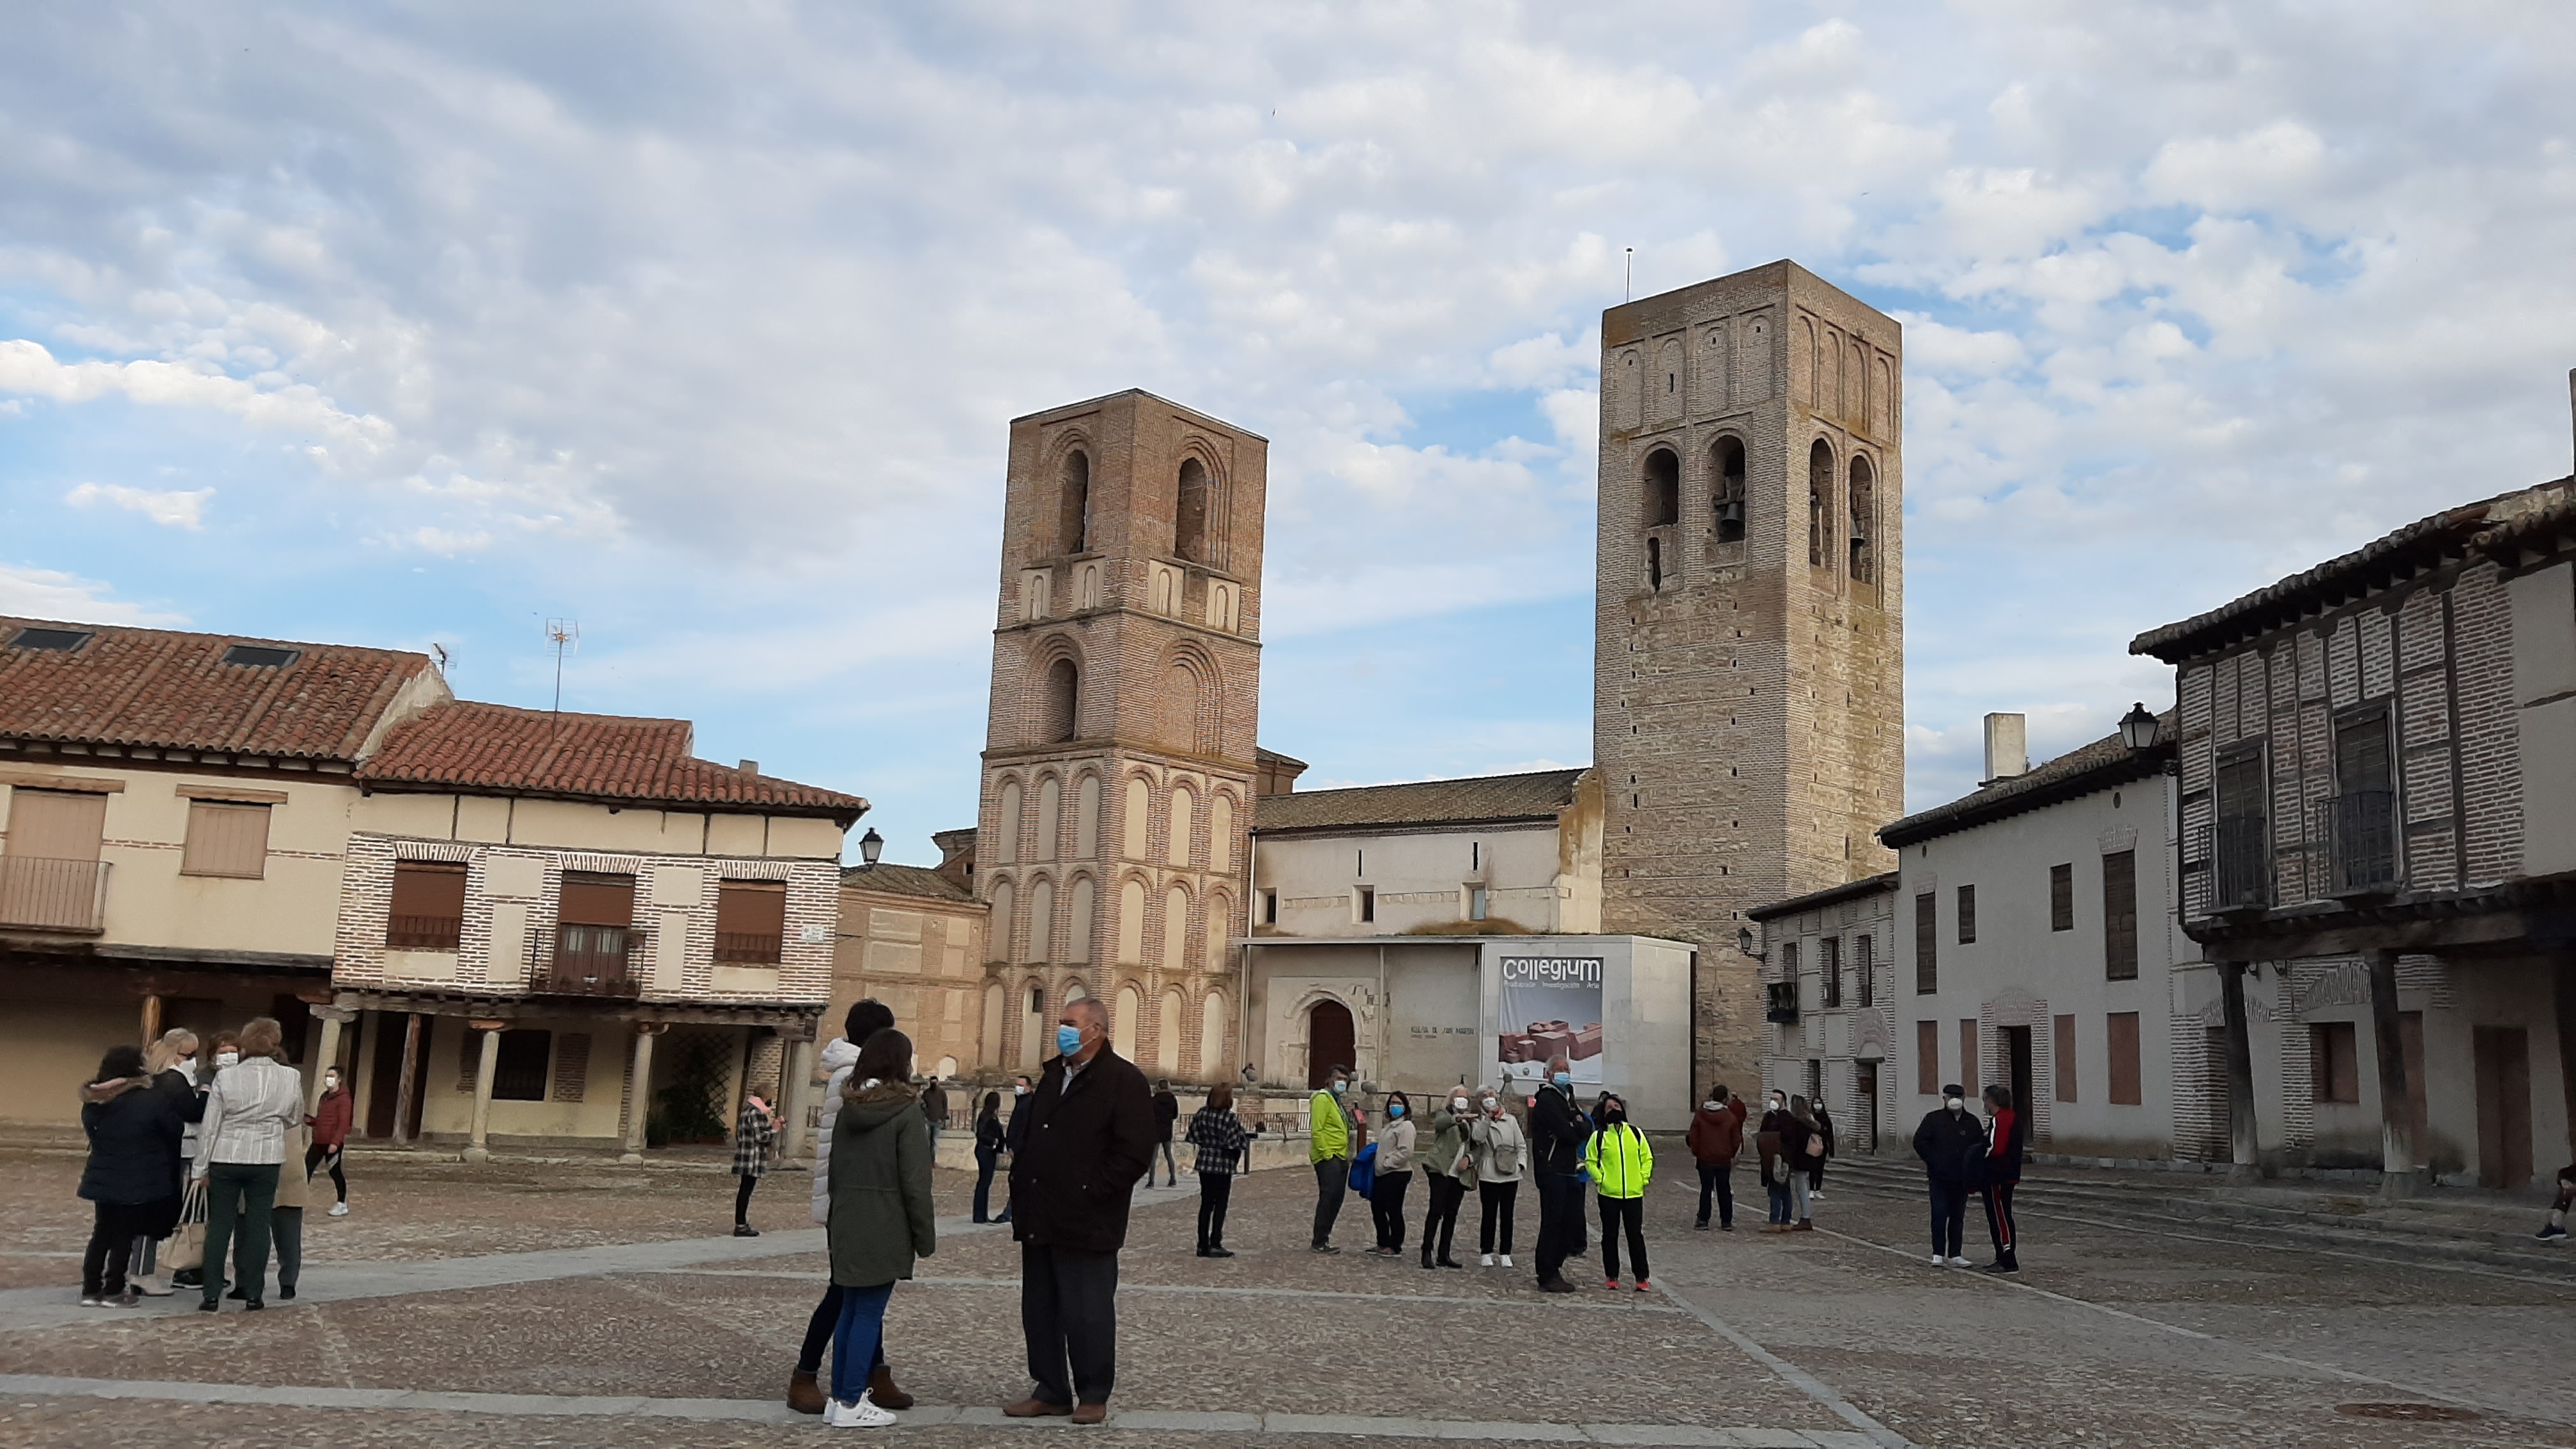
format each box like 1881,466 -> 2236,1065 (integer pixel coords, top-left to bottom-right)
1059,450 -> 1091,555
1713,436 -> 1747,544
1644,448 -> 1680,527
1807,439 -> 1835,569
1848,454 -> 1876,585
1040,658 -> 1079,744
1174,457 -> 1211,562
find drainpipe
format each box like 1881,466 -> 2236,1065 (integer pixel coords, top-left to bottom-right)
1376,943 -> 1388,1086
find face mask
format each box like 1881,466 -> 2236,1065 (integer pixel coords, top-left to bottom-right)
1483,1100 -> 1501,1115
215,1052 -> 240,1068
1330,1080 -> 1347,1096
1451,1098 -> 1468,1112
1388,1103 -> 1404,1118
1551,1071 -> 1571,1088
325,1075 -> 341,1089
1055,1025 -> 1084,1057
1945,1098 -> 1965,1112
1014,1084 -> 1029,1096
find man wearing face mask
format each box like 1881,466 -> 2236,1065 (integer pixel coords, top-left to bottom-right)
1004,995 -> 1156,1426
1913,1084 -> 1988,1267
1307,1065 -> 1356,1253
1527,1054 -> 1590,1294
1686,1085 -> 1747,1231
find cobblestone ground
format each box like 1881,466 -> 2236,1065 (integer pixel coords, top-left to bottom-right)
1,1147 -> 2570,1447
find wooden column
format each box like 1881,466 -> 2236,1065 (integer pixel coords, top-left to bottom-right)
390,1011 -> 425,1147
778,1034 -> 817,1162
464,1020 -> 507,1164
620,1024 -> 664,1164
2557,956 -> 2576,1170
2368,949 -> 2418,1182
2220,961 -> 2260,1170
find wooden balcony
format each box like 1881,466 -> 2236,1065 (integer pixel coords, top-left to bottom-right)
530,922 -> 647,997
0,856 -> 111,933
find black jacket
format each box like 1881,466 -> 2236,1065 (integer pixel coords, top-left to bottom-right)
975,1113 -> 1008,1159
79,1079 -> 185,1206
1913,1106 -> 1988,1188
1153,1089 -> 1180,1137
1985,1108 -> 2024,1186
1528,1084 -> 1590,1177
1006,1092 -> 1031,1151
1008,1047 -> 1158,1253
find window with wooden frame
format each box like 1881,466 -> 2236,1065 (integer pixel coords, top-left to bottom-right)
2049,863 -> 2074,931
2107,1012 -> 2143,1105
715,880 -> 788,963
1956,884 -> 1977,944
2310,1022 -> 2361,1103
2054,1014 -> 2078,1101
1820,937 -> 1843,1008
2103,850 -> 2139,979
1959,1019 -> 1981,1100
1916,1020 -> 1940,1095
387,862 -> 468,951
1914,891 -> 1937,993
493,1029 -> 553,1101
1853,933 -> 1874,1007
180,800 -> 270,878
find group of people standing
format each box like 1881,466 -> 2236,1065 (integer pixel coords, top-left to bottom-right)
1914,1082 -> 2024,1272
75,1018 -> 355,1311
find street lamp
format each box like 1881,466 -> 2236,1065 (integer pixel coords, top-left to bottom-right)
2119,702 -> 2159,751
1736,924 -> 1762,960
859,827 -> 884,868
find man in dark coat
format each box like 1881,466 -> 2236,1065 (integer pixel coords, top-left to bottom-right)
1151,1080 -> 1181,1188
1913,1083 -> 1988,1268
1527,1054 -> 1591,1294
994,1073 -> 1033,1225
1004,997 -> 1156,1426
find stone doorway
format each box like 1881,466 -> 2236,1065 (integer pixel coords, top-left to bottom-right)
1307,999 -> 1354,1089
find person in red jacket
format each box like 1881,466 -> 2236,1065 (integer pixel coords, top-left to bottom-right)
1685,1085 -> 1748,1231
1980,1084 -> 2023,1273
305,1067 -> 353,1217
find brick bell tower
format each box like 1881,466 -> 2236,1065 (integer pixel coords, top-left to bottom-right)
976,390 -> 1267,1084
1592,262 -> 1905,1097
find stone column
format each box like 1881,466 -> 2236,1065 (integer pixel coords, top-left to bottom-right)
2367,949 -> 2417,1186
620,1024 -> 664,1165
463,1020 -> 507,1164
305,1004 -> 358,1113
2219,962 -> 2259,1172
390,1011 -> 425,1147
779,1034 -> 817,1162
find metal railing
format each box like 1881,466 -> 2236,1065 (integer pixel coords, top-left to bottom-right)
385,913 -> 463,951
2322,790 -> 2400,894
527,921 -> 647,997
713,930 -> 783,965
2207,818 -> 2273,910
1764,979 -> 1800,1024
0,856 -> 111,932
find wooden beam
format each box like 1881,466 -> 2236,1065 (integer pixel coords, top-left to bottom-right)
2368,949 -> 2416,1181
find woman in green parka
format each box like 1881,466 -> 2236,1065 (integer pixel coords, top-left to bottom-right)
824,1027 -> 937,1429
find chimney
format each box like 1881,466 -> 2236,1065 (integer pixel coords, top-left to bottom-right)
737,759 -> 759,776
1982,714 -> 2027,785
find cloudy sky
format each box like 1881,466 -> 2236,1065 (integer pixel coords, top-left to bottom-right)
5,2 -> 2572,860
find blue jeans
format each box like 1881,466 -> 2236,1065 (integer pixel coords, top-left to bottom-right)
1767,1179 -> 1791,1225
829,1282 -> 896,1405
974,1151 -> 1001,1222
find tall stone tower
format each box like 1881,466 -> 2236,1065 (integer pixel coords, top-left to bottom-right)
1593,261 -> 1905,1094
976,390 -> 1267,1084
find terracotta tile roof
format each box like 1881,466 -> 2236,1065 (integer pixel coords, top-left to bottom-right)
0,615 -> 436,763
1878,713 -> 2173,849
841,862 -> 977,903
355,701 -> 868,820
1254,767 -> 1588,834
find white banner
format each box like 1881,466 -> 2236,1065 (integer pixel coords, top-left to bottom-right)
1494,955 -> 1604,1085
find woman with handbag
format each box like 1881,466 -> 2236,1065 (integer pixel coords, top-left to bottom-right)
77,1045 -> 184,1307
1782,1095 -> 1820,1230
1466,1088 -> 1526,1269
1756,1091 -> 1792,1232
1418,1087 -> 1473,1270
126,1029 -> 204,1297
1184,1082 -> 1250,1257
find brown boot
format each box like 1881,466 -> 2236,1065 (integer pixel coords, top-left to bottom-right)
786,1369 -> 825,1415
1004,1397 -> 1073,1418
867,1364 -> 915,1411
1071,1402 -> 1109,1425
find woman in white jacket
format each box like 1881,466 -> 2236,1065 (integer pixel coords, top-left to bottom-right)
192,1018 -> 303,1313
1466,1088 -> 1526,1269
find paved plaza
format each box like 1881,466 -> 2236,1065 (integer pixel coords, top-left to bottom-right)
1,1147 -> 2570,1448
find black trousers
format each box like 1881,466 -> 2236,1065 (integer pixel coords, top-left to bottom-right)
1422,1174 -> 1466,1260
974,1151 -> 1001,1222
82,1200 -> 157,1297
1929,1184 -> 1971,1257
1158,1139 -> 1177,1184
1370,1169 -> 1413,1250
304,1143 -> 346,1203
1021,1242 -> 1119,1407
1311,1159 -> 1348,1246
735,1174 -> 758,1225
1533,1171 -> 1584,1284
1197,1172 -> 1234,1250
1982,1181 -> 2018,1263
1597,1195 -> 1648,1282
1696,1162 -> 1735,1227
798,1283 -> 891,1377
1478,1179 -> 1519,1254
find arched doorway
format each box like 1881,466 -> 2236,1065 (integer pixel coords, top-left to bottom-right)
1307,999 -> 1354,1089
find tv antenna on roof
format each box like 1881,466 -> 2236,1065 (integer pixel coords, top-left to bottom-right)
544,618 -> 579,726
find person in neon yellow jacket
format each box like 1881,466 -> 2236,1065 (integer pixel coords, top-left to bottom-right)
1307,1066 -> 1354,1252
1582,1093 -> 1655,1291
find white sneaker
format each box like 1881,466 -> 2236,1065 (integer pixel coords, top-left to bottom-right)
131,1277 -> 172,1297
1480,1254 -> 1494,1267
826,1392 -> 898,1427
1948,1256 -> 1973,1268
1930,1254 -> 1947,1266
1811,1190 -> 1825,1200
328,1202 -> 349,1217
1499,1254 -> 1514,1269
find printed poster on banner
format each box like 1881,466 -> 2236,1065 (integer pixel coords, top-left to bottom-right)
1494,955 -> 1605,1085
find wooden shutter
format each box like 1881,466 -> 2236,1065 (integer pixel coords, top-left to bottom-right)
1959,1020 -> 1980,1100
1853,934 -> 1874,1007
2102,850 -> 2138,979
1915,1020 -> 1940,1095
558,872 -> 636,925
1913,892 -> 1937,994
388,862 -> 468,949
716,880 -> 787,963
551,1032 -> 590,1102
6,787 -> 107,860
2050,864 -> 2073,931
2311,1023 -> 2360,1103
1956,885 -> 1977,944
2054,1014 -> 2078,1101
1820,937 -> 1841,1008
2108,1013 -> 2142,1105
181,801 -> 270,878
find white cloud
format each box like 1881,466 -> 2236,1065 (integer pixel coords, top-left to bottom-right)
64,481 -> 213,530
0,563 -> 185,624
2142,121 -> 2327,213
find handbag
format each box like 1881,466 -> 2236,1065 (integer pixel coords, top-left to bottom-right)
165,1178 -> 208,1271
